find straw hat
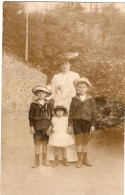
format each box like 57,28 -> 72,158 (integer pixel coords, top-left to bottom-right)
73,77 -> 92,88
55,52 -> 79,65
32,85 -> 52,97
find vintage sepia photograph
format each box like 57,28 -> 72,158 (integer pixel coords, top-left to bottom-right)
1,1 -> 124,195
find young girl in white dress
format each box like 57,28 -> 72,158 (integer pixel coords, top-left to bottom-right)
47,106 -> 74,167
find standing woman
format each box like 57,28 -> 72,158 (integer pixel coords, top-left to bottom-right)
47,52 -> 80,162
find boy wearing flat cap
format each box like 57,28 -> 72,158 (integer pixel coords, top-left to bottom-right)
29,85 -> 53,168
68,77 -> 97,168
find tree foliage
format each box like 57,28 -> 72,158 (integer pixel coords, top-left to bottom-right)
3,2 -> 25,57
3,2 -> 125,103
2,2 -> 124,129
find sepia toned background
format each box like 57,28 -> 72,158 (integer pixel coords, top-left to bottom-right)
1,2 -> 124,195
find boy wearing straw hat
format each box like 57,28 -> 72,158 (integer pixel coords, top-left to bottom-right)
29,85 -> 53,168
68,78 -> 97,168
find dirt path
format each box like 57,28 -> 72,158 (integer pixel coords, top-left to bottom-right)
1,113 -> 124,195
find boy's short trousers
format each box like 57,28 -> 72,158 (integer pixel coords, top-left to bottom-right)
73,119 -> 91,134
73,119 -> 91,145
33,129 -> 48,145
75,133 -> 91,146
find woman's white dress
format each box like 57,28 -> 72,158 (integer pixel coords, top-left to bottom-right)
49,116 -> 74,147
47,70 -> 79,162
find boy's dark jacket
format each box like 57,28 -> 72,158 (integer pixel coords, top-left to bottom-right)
68,94 -> 97,127
29,99 -> 53,130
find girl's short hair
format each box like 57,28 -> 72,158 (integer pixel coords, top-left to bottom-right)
53,106 -> 68,116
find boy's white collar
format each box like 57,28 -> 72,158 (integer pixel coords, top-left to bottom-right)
79,94 -> 86,97
79,94 -> 86,102
38,99 -> 45,105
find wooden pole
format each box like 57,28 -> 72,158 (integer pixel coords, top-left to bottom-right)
25,2 -> 28,62
90,2 -> 93,12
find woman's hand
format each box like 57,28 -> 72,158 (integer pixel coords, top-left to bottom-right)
30,126 -> 35,134
67,126 -> 73,134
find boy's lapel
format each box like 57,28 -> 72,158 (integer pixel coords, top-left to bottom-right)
33,99 -> 40,105
74,94 -> 82,102
32,99 -> 50,118
75,94 -> 81,101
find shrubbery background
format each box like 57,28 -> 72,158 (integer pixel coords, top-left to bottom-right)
2,2 -> 124,129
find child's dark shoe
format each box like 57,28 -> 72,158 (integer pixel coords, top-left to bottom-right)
76,152 -> 82,168
52,161 -> 58,167
32,154 -> 39,168
83,152 -> 93,167
76,159 -> 83,168
63,158 -> 69,166
42,153 -> 50,166
52,156 -> 58,167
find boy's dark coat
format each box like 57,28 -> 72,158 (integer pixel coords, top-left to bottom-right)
68,95 -> 97,127
29,99 -> 53,130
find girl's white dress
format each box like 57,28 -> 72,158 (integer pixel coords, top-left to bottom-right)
49,116 -> 74,147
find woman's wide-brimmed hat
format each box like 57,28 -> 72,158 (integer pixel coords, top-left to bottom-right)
73,77 -> 92,88
54,52 -> 79,65
32,85 -> 52,97
53,105 -> 68,115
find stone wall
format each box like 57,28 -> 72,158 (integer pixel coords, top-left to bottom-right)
2,53 -> 47,112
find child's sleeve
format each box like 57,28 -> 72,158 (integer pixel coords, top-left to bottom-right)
91,98 -> 97,127
28,103 -> 35,127
68,99 -> 74,127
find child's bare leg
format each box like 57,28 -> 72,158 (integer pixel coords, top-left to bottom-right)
52,147 -> 59,167
61,147 -> 66,158
42,140 -> 48,166
76,145 -> 83,153
35,144 -> 40,154
76,144 -> 83,168
55,147 -> 60,156
32,144 -> 40,168
82,132 -> 90,152
82,132 -> 92,166
42,140 -> 47,153
55,147 -> 60,164
75,133 -> 83,168
61,147 -> 69,166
